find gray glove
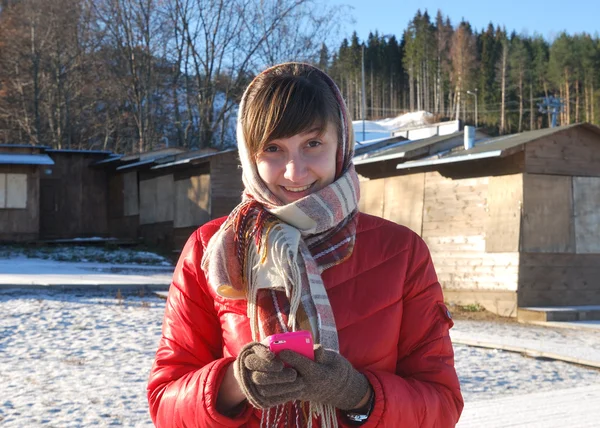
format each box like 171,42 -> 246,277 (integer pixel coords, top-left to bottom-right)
279,345 -> 369,410
233,342 -> 305,409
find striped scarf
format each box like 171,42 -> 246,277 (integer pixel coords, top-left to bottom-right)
201,63 -> 359,427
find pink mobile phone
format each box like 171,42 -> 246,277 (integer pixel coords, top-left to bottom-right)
267,330 -> 314,360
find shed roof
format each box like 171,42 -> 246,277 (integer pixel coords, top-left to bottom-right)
45,149 -> 113,155
354,131 -> 488,165
0,144 -> 49,149
151,148 -> 236,170
90,155 -> 123,166
396,123 -> 600,171
0,153 -> 55,165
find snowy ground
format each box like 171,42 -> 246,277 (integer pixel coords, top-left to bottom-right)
0,245 -> 172,266
1,288 -> 600,427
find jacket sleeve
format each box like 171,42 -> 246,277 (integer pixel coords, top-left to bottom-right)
147,230 -> 253,427
356,233 -> 464,428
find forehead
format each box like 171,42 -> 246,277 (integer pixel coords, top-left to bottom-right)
270,121 -> 338,143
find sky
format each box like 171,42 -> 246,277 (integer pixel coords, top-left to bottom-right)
339,0 -> 600,43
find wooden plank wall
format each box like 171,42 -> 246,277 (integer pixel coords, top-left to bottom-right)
107,173 -> 139,239
358,174 -> 424,234
210,152 -> 244,219
123,172 -> 139,216
521,174 -> 575,253
519,254 -> 600,306
518,171 -> 600,308
174,174 -> 210,228
0,165 -> 39,240
525,126 -> 600,177
486,174 -> 523,252
39,153 -> 109,239
573,176 -> 600,253
422,172 -> 520,297
139,174 -> 175,225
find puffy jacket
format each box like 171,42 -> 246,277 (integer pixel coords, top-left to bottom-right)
148,212 -> 463,427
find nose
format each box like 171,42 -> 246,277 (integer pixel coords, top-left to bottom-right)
283,153 -> 308,182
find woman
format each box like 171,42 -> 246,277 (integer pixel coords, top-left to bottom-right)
147,63 -> 463,427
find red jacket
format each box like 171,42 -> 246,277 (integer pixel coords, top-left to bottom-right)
148,213 -> 463,427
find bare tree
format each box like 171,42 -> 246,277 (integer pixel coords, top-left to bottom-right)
170,0 -> 337,148
91,0 -> 169,153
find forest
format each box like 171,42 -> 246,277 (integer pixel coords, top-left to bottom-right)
0,0 -> 598,153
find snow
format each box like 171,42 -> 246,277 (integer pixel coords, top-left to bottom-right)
0,247 -> 173,287
0,245 -> 173,266
352,111 -> 433,143
458,384 -> 600,427
0,257 -> 173,287
1,245 -> 599,427
0,289 -> 162,427
1,286 -> 599,426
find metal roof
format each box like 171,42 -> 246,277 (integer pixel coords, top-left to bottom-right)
151,148 -> 236,170
354,135 -> 408,156
0,144 -> 50,149
90,155 -> 123,166
45,149 -> 113,155
0,153 -> 55,165
396,123 -> 600,171
115,158 -> 157,171
354,131 -> 476,165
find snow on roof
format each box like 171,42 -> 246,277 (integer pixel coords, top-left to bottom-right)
352,111 -> 434,143
0,153 -> 55,165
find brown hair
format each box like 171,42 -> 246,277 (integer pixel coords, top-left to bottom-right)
241,63 -> 342,157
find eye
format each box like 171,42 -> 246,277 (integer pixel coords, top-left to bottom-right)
307,140 -> 322,148
263,145 -> 279,153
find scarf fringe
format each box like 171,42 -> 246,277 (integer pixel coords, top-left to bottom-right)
259,402 -> 338,428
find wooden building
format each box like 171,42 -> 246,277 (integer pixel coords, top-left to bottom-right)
40,149 -> 113,239
0,145 -> 53,241
356,123 -> 600,316
102,148 -> 243,251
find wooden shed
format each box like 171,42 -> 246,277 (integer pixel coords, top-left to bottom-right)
40,149 -> 113,239
0,144 -> 53,241
356,123 -> 600,316
103,148 -> 243,251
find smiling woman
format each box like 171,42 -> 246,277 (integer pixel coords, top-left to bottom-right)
255,122 -> 338,204
147,63 -> 463,428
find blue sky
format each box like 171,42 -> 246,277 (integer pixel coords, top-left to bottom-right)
339,0 -> 600,43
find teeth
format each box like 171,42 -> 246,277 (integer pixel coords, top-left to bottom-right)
284,184 -> 312,192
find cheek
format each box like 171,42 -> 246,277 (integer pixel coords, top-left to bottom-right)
316,147 -> 337,184
256,158 -> 281,186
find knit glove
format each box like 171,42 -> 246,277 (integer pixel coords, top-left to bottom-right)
233,342 -> 305,409
279,345 -> 370,410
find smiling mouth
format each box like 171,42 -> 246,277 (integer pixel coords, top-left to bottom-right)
282,183 -> 314,193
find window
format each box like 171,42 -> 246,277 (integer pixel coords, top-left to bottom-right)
0,173 -> 27,209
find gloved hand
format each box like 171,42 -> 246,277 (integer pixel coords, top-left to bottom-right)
279,345 -> 370,410
233,342 -> 305,409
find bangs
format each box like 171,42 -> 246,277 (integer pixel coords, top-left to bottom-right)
244,75 -> 340,155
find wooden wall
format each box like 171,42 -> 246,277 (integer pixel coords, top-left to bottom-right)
519,254 -> 600,307
525,126 -> 600,177
174,174 -> 210,228
39,153 -> 108,239
107,173 -> 139,239
358,174 -> 424,235
518,171 -> 600,307
0,165 -> 39,241
210,151 -> 243,219
422,172 -> 520,305
359,169 -> 522,316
